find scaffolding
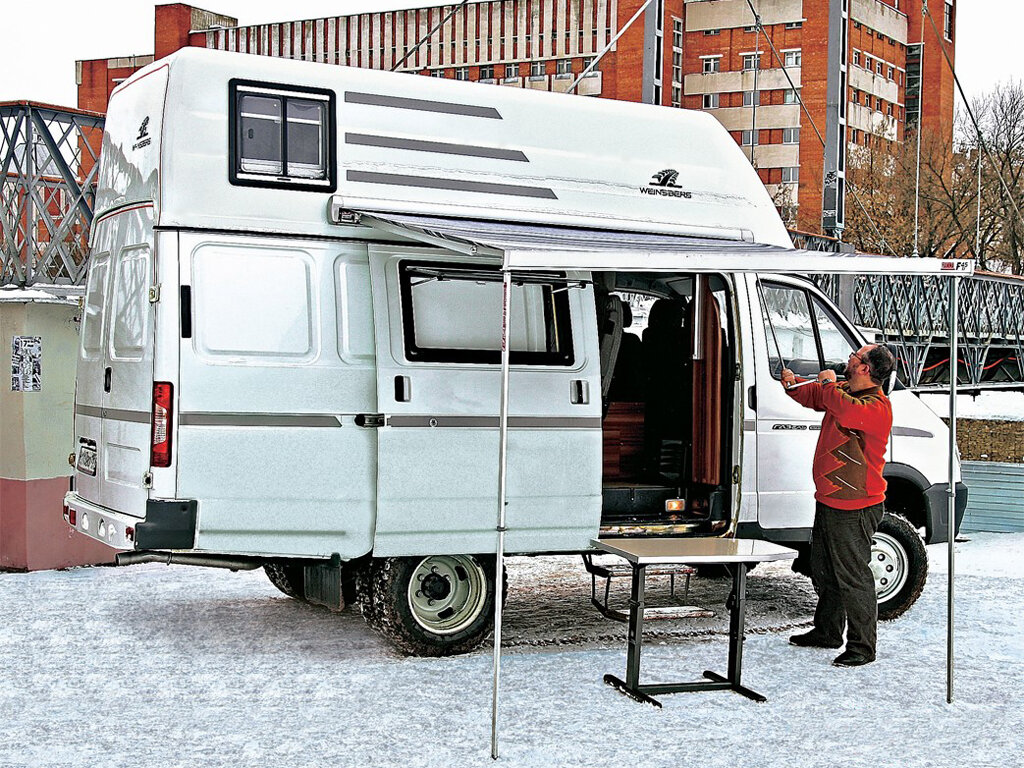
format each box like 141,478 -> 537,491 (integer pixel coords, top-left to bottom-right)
0,102 -> 104,288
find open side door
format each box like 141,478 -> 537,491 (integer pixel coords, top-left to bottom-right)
367,244 -> 602,557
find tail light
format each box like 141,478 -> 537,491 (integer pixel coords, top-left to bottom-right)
151,382 -> 173,468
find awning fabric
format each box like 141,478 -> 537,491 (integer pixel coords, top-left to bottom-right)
357,211 -> 975,277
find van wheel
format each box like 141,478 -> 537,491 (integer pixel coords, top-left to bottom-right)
371,555 -> 497,657
264,562 -> 305,600
873,513 -> 928,621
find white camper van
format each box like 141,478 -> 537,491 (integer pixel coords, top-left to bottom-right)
65,49 -> 965,656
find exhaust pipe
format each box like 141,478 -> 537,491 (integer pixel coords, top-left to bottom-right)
115,551 -> 263,571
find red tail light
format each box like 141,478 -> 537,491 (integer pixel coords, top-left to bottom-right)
151,382 -> 173,468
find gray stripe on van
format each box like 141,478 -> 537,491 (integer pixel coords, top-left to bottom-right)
344,91 -> 502,119
180,413 -> 343,428
345,133 -> 528,162
76,405 -> 149,424
892,426 -> 934,438
346,171 -> 557,200
387,416 -> 601,429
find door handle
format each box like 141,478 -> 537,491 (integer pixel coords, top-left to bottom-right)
104,367 -> 112,393
570,379 -> 590,405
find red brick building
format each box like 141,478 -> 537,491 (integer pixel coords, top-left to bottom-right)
77,0 -> 956,238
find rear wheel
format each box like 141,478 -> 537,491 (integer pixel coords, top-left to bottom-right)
873,513 -> 928,621
370,554 -> 497,656
264,562 -> 305,600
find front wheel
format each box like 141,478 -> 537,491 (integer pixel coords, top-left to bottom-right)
264,561 -> 305,600
370,554 -> 497,657
873,513 -> 928,621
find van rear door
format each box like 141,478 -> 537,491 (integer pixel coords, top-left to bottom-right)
368,245 -> 602,557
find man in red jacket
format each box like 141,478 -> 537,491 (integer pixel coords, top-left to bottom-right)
781,344 -> 896,667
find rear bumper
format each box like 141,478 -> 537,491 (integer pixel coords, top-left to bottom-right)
64,494 -> 198,551
923,482 -> 969,544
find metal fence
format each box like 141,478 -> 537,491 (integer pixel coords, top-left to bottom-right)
960,461 -> 1024,533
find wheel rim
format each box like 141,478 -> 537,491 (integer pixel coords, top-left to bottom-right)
407,555 -> 487,636
871,531 -> 909,602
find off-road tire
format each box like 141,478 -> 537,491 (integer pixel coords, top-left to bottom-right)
264,562 -> 305,600
874,512 -> 928,621
370,555 -> 498,657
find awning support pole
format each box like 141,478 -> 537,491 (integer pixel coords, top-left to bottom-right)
491,269 -> 513,758
947,275 -> 959,704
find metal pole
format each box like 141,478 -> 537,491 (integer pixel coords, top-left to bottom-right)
947,275 -> 959,704
975,137 -> 983,261
491,270 -> 513,759
913,42 -> 924,258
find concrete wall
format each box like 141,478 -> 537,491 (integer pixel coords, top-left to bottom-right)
0,297 -> 114,570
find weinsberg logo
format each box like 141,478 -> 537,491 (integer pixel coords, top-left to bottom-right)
640,168 -> 692,199
132,116 -> 152,151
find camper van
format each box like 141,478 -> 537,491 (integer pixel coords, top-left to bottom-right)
65,49 -> 966,656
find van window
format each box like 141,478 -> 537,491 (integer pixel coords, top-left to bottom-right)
812,296 -> 858,364
229,80 -> 336,192
109,245 -> 152,361
760,282 -> 858,378
398,261 -> 574,365
80,255 -> 109,360
192,245 -> 315,361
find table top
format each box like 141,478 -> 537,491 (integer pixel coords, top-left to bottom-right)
591,537 -> 798,565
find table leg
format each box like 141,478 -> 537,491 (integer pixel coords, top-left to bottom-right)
604,564 -> 663,707
702,563 -> 766,703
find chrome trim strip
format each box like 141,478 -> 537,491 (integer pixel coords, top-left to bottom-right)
387,415 -> 602,429
179,413 -> 343,428
892,426 -> 935,438
344,91 -> 502,119
346,171 -> 558,200
76,405 -> 149,424
345,133 -> 528,162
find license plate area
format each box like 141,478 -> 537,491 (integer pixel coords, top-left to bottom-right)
77,438 -> 97,477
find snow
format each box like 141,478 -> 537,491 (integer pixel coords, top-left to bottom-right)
1,534 -> 1022,767
919,391 -> 1024,422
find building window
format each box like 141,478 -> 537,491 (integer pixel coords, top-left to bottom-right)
743,90 -> 760,107
529,61 -> 545,78
784,88 -> 799,104
704,28 -> 720,36
504,63 -> 518,80
783,127 -> 800,144
582,57 -> 598,76
480,65 -> 495,80
672,85 -> 682,107
672,51 -> 683,82
781,167 -> 799,183
703,56 -> 721,74
398,261 -> 574,366
887,65 -> 894,80
785,21 -> 803,29
703,92 -> 720,109
876,96 -> 883,112
876,61 -> 884,75
430,70 -> 446,78
853,50 -> 861,67
230,80 -> 335,192
742,53 -> 760,71
673,19 -> 683,48
744,25 -> 758,33
455,67 -> 470,81
742,130 -> 758,146
784,50 -> 802,67
555,59 -> 572,77
944,1 -> 954,41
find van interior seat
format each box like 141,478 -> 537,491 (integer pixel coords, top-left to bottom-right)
642,298 -> 692,481
598,292 -> 625,402
609,299 -> 644,402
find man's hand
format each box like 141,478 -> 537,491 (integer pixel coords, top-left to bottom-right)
781,368 -> 796,388
817,369 -> 838,384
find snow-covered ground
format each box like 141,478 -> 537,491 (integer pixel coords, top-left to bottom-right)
1,534 -> 1022,768
919,390 -> 1024,421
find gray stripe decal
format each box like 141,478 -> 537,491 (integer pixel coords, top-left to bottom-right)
892,426 -> 934,438
344,91 -> 502,119
345,132 -> 528,162
347,171 -> 557,200
180,413 -> 343,428
743,420 -> 756,431
76,406 -> 149,424
387,416 -> 601,429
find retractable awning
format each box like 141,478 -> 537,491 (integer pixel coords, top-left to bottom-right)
357,211 -> 975,276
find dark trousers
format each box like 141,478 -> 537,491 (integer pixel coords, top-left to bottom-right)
810,501 -> 885,657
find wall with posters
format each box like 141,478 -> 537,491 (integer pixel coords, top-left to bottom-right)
0,292 -> 114,570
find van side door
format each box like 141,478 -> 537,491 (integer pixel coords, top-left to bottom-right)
368,246 -> 602,557
753,277 -> 863,532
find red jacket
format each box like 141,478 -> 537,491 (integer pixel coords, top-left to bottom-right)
786,381 -> 893,510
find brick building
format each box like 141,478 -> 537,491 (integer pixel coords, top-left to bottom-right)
76,0 -> 955,238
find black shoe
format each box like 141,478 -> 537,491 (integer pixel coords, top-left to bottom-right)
832,650 -> 875,667
789,631 -> 842,649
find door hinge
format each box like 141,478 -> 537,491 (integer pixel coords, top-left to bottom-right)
142,471 -> 154,488
732,465 -> 742,485
149,284 -> 161,303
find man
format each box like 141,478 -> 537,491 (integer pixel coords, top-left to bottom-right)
781,344 -> 896,667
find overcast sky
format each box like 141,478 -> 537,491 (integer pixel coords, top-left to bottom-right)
1,1 -> 1020,107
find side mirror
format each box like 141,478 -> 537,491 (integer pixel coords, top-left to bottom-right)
885,370 -> 897,395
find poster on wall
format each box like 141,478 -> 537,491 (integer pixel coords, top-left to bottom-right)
11,336 -> 42,392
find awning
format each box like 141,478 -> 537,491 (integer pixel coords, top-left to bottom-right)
356,211 -> 975,276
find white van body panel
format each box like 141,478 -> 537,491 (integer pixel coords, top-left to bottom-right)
889,391 -> 960,484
